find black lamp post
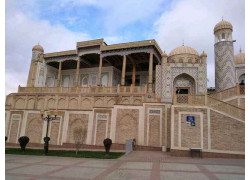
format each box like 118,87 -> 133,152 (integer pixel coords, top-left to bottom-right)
40,110 -> 57,155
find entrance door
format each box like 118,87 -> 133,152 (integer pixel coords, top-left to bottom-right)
176,88 -> 189,94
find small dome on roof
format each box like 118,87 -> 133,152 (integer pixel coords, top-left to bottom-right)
214,19 -> 233,33
32,44 -> 44,52
169,45 -> 199,57
162,51 -> 167,57
200,51 -> 207,57
234,48 -> 245,65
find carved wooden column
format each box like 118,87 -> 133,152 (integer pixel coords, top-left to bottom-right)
97,56 -> 103,86
75,57 -> 80,86
132,64 -> 136,86
148,49 -> 153,92
57,61 -> 62,87
121,54 -> 126,86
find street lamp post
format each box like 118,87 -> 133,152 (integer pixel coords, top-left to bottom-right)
40,109 -> 57,155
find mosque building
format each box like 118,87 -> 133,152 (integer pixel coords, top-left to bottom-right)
5,19 -> 245,157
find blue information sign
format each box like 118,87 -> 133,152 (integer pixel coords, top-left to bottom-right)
186,116 -> 195,122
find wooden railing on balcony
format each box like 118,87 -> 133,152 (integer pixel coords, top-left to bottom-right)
18,85 -> 147,95
173,94 -> 244,121
208,85 -> 245,101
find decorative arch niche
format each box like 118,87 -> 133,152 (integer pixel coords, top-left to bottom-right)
15,98 -> 25,109
116,113 -> 138,144
25,118 -> 43,143
67,118 -> 88,143
173,73 -> 196,94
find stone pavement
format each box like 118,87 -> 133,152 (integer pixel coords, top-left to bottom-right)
6,151 -> 245,180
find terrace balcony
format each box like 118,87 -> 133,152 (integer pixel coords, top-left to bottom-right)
18,84 -> 148,95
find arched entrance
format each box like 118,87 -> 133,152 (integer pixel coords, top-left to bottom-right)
173,73 -> 196,95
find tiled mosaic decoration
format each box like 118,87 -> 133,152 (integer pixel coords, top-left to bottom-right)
215,41 -> 236,91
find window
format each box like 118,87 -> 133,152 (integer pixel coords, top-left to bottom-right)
179,59 -> 183,63
82,77 -> 88,87
222,33 -> 225,40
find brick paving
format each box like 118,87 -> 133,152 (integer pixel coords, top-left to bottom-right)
5,151 -> 245,180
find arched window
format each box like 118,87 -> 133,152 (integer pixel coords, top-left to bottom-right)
222,33 -> 225,40
228,33 -> 232,41
62,75 -> 70,87
82,76 -> 88,87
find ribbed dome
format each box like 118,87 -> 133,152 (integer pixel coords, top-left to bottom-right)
234,49 -> 245,65
32,44 -> 44,52
169,45 -> 199,57
200,51 -> 207,57
214,20 -> 233,33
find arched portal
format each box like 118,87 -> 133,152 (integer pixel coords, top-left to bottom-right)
173,73 -> 196,95
239,73 -> 245,84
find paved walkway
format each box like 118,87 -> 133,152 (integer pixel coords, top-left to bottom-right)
6,151 -> 245,180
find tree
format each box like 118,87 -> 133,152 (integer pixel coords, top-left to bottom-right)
103,138 -> 112,155
73,127 -> 87,155
18,136 -> 29,152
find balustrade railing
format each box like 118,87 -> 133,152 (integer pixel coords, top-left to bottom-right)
208,85 -> 245,101
174,94 -> 206,106
207,96 -> 245,121
18,85 -> 146,95
173,93 -> 244,121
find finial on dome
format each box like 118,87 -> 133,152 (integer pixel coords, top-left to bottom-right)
240,47 -> 242,53
222,16 -> 223,21
200,50 -> 207,57
32,44 -> 44,52
182,39 -> 184,46
162,50 -> 167,57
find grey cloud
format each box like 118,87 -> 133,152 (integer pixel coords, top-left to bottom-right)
5,1 -> 90,95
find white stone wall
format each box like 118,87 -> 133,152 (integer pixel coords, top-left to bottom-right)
46,65 -> 58,87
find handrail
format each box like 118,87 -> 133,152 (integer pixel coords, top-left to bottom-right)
173,94 -> 244,121
208,85 -> 244,101
207,96 -> 244,120
207,96 -> 244,111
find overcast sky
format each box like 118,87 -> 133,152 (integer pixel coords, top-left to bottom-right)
5,0 -> 245,95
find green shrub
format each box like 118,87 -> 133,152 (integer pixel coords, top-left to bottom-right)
103,138 -> 112,154
18,136 -> 29,152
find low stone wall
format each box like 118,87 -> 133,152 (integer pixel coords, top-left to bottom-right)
170,105 -> 245,158
170,149 -> 244,159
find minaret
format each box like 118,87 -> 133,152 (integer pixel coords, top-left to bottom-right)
214,19 -> 236,92
27,44 -> 44,87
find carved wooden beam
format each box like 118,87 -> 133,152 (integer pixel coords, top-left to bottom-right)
81,58 -> 92,67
